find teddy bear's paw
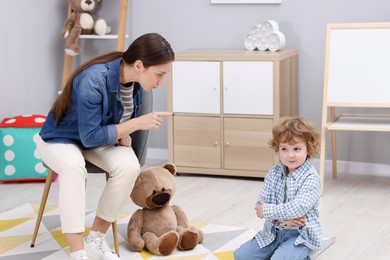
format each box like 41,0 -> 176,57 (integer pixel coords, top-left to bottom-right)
106,26 -> 112,34
127,236 -> 145,252
178,230 -> 199,251
65,48 -> 80,56
158,231 -> 179,256
94,18 -> 110,36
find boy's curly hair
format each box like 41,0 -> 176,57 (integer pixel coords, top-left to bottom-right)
268,116 -> 321,158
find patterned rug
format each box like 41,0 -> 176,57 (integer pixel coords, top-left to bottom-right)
0,203 -> 257,259
0,203 -> 335,260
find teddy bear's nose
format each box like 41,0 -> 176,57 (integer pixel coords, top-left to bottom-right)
152,193 -> 171,206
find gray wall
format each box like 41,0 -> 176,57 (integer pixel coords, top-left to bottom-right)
1,0 -> 389,165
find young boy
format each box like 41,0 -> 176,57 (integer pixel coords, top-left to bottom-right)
234,116 -> 322,260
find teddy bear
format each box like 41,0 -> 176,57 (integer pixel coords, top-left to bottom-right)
127,163 -> 203,256
61,0 -> 111,56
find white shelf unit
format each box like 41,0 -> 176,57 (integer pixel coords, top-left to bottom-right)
167,48 -> 298,178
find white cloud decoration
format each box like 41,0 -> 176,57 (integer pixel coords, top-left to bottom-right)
244,20 -> 286,52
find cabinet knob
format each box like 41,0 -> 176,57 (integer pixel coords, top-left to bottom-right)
214,141 -> 219,145
225,141 -> 229,146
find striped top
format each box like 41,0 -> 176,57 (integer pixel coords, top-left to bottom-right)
120,82 -> 134,123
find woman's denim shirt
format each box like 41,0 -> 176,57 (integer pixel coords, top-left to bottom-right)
40,58 -> 143,149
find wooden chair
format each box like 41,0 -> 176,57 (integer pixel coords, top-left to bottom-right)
319,22 -> 390,195
31,163 -> 121,253
30,90 -> 153,254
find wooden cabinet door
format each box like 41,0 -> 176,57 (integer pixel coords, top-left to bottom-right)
223,61 -> 273,115
224,117 -> 274,171
173,116 -> 221,169
172,61 -> 220,114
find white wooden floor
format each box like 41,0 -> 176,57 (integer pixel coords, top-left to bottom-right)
2,159 -> 390,259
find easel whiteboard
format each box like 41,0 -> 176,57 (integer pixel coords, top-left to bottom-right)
325,23 -> 390,107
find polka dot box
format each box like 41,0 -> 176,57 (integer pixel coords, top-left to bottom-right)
0,114 -> 48,182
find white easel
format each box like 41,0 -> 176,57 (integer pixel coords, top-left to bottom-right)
319,22 -> 390,195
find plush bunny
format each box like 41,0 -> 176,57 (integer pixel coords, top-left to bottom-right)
61,0 -> 111,56
127,163 -> 203,256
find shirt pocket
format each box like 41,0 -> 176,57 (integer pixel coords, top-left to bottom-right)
102,112 -> 114,125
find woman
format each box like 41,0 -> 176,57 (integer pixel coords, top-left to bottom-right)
37,33 -> 174,260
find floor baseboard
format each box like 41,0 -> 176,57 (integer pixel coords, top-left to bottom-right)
147,148 -> 390,177
312,159 -> 390,177
146,148 -> 168,160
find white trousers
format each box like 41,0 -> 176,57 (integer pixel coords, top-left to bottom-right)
36,136 -> 140,233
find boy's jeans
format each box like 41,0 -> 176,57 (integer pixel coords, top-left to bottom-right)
234,229 -> 311,260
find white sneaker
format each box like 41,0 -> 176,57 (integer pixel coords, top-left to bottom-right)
71,256 -> 89,260
70,250 -> 89,260
70,255 -> 89,260
84,233 -> 119,260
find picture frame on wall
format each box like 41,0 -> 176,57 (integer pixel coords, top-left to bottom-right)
211,0 -> 281,4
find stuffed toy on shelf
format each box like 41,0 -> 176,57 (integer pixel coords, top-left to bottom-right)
61,0 -> 111,56
127,163 -> 203,256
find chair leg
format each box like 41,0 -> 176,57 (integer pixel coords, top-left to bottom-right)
112,221 -> 120,255
31,168 -> 54,247
105,172 -> 120,256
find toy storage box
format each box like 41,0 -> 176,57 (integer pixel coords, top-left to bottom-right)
0,114 -> 48,182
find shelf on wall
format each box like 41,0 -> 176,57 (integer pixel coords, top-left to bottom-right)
61,0 -> 129,90
79,34 -> 129,40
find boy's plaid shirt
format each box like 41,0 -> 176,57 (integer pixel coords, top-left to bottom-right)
255,159 -> 322,251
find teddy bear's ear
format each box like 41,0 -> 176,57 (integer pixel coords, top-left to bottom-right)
163,163 -> 177,175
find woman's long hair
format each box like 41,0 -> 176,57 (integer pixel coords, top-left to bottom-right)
51,33 -> 174,124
